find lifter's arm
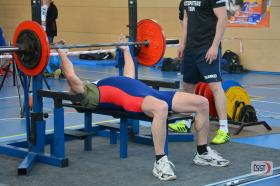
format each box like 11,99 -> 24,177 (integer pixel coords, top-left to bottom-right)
58,50 -> 85,94
117,34 -> 135,79
122,46 -> 135,79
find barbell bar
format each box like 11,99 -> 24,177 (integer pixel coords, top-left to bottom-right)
0,19 -> 174,76
0,39 -> 177,55
51,41 -> 149,50
0,46 -> 21,53
0,41 -> 149,53
0,40 -> 178,60
51,38 -> 179,49
0,38 -> 178,60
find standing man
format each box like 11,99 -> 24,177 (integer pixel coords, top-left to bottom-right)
42,0 -> 58,43
178,0 -> 230,145
179,0 -> 184,25
41,1 -> 48,31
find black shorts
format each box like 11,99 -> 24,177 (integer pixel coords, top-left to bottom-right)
181,48 -> 222,84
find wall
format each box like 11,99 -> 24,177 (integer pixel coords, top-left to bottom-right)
0,0 -> 279,72
223,0 -> 280,72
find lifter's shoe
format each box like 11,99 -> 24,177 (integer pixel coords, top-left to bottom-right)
211,129 -> 230,145
168,120 -> 192,133
153,156 -> 177,181
193,146 -> 231,167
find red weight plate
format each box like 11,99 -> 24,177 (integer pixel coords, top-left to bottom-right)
204,86 -> 218,118
137,19 -> 166,66
194,82 -> 203,95
13,21 -> 50,76
198,83 -> 207,96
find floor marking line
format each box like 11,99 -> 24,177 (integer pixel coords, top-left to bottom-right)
0,111 -> 83,122
0,117 -> 25,121
239,174 -> 280,186
205,167 -> 280,186
251,100 -> 280,105
0,96 -> 19,100
250,96 -> 265,100
244,86 -> 280,90
0,119 -> 119,141
256,109 -> 280,115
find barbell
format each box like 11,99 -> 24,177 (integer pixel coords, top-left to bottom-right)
0,19 -> 175,76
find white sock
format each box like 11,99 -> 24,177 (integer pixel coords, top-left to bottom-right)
184,119 -> 192,129
219,120 -> 229,133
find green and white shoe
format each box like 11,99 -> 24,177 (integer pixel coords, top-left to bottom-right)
211,129 -> 230,145
168,120 -> 192,133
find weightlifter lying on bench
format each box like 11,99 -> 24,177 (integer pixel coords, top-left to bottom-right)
57,43 -> 230,181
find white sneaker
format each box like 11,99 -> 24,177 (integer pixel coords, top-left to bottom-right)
193,146 -> 231,167
153,156 -> 177,181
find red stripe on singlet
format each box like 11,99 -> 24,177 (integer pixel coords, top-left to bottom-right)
98,86 -> 144,112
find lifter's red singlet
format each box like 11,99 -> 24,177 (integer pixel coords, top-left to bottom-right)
96,76 -> 176,113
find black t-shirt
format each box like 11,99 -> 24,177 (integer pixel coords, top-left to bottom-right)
183,0 -> 225,50
46,2 -> 58,37
179,0 -> 184,21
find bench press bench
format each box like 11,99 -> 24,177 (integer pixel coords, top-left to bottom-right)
38,79 -> 194,158
0,20 -> 189,175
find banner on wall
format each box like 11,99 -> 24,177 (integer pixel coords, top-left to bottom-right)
226,0 -> 271,27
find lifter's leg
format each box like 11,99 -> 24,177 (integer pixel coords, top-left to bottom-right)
172,92 -> 209,145
141,96 -> 168,155
168,82 -> 196,133
172,92 -> 230,167
142,96 -> 176,181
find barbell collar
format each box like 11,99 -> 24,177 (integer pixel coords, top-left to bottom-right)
166,39 -> 179,45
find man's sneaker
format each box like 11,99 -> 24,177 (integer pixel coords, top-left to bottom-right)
193,146 -> 231,167
153,156 -> 176,181
168,120 -> 192,133
211,129 -> 230,145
